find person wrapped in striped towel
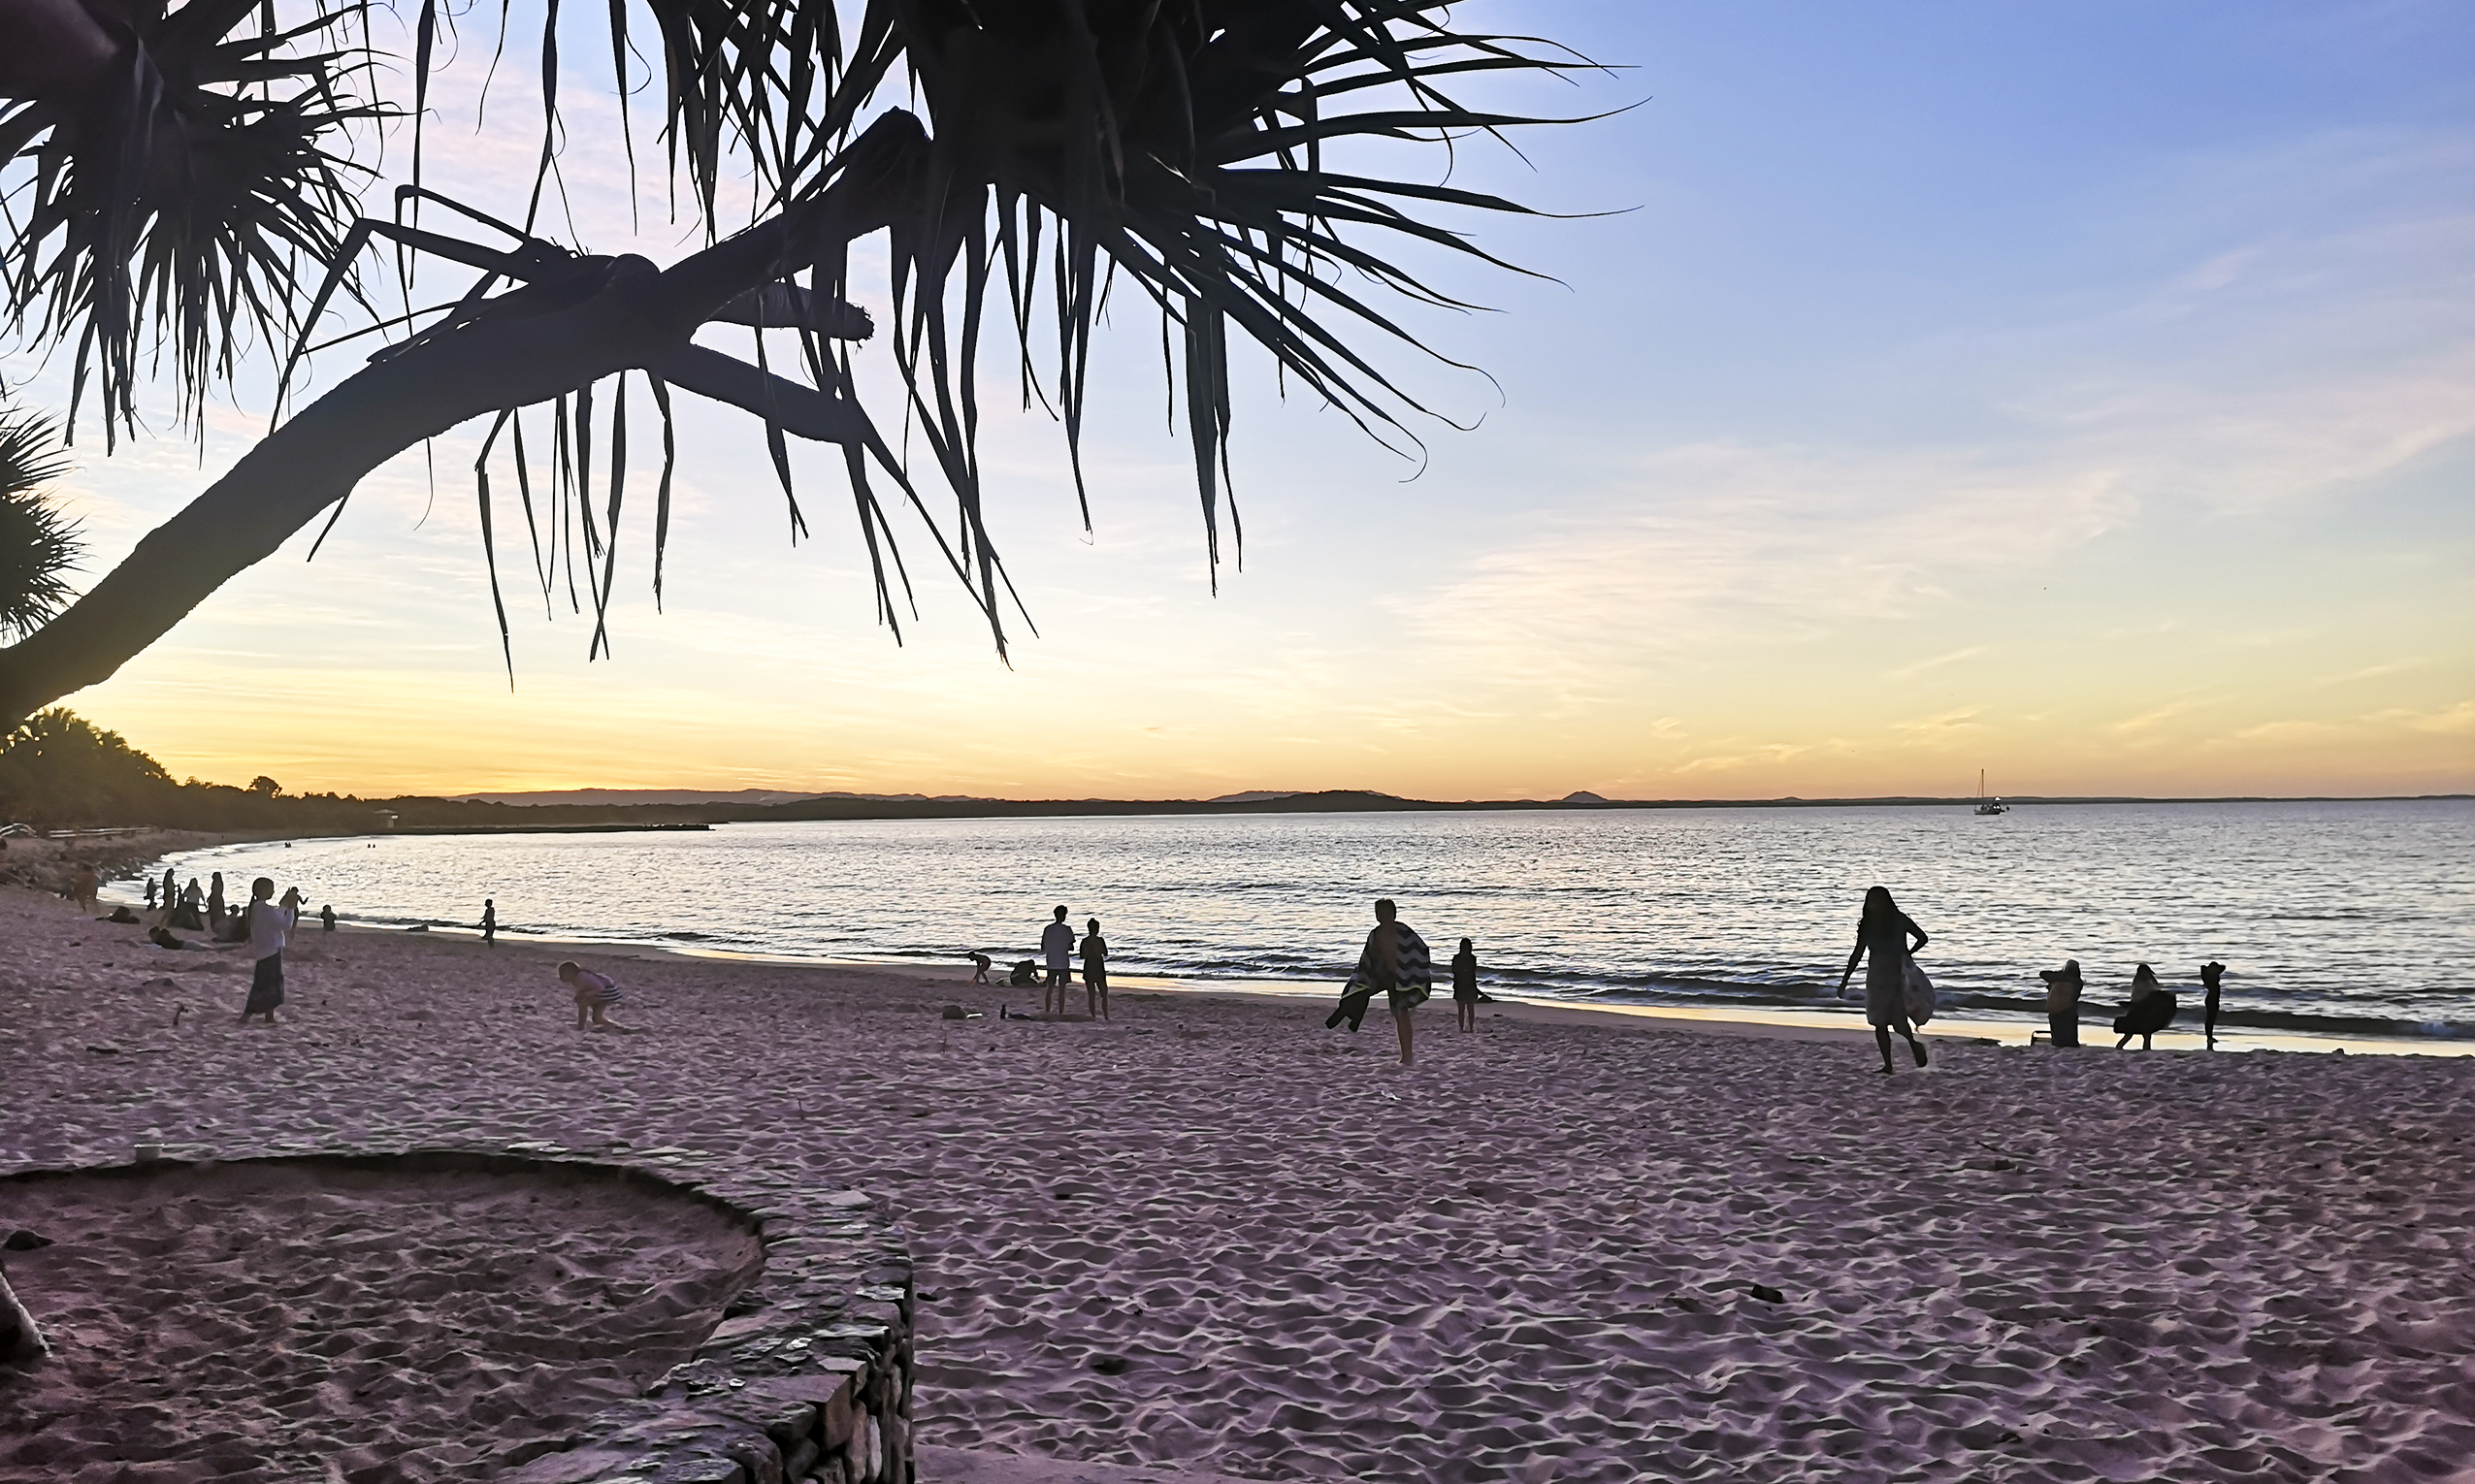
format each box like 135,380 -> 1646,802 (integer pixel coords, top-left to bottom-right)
1325,898 -> 1433,1066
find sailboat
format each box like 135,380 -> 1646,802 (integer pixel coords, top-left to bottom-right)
1973,770 -> 2007,817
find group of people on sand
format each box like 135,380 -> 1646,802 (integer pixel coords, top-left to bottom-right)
2036,957 -> 2230,1051
136,872 -> 306,1025
1838,885 -> 2235,1073
967,907 -> 1114,1020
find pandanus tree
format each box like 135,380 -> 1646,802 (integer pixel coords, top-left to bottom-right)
0,0 -> 1589,726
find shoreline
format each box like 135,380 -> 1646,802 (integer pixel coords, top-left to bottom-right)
108,826 -> 2475,1060
265,913 -> 2475,1060
9,879 -> 2474,1483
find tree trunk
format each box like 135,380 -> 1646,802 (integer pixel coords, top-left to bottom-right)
0,113 -> 928,728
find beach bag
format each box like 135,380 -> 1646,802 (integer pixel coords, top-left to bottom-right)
1902,958 -> 1937,1026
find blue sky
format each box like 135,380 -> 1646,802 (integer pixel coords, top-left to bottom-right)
20,0 -> 2473,796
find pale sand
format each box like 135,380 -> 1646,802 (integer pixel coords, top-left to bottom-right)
5,885 -> 2474,1482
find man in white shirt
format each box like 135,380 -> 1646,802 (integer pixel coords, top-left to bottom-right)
240,877 -> 297,1024
1040,905 -> 1077,1016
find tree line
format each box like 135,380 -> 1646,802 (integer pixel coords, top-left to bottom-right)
0,708 -> 722,834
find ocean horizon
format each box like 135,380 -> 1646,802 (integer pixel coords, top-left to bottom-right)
131,797 -> 2475,1042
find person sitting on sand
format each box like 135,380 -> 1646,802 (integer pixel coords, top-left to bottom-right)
2200,960 -> 2227,1049
173,879 -> 205,931
1450,938 -> 1481,1033
1081,918 -> 1111,1022
2037,960 -> 2085,1048
557,961 -> 635,1032
1328,898 -> 1432,1066
1041,906 -> 1077,1015
1836,886 -> 1932,1075
1009,959 -> 1039,987
2113,963 -> 2176,1050
968,952 -> 993,984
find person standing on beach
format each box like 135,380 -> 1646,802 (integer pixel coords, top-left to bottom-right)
1081,918 -> 1112,1021
1450,938 -> 1481,1033
160,867 -> 177,912
67,862 -> 99,915
2200,961 -> 2226,1049
1041,906 -> 1077,1016
481,899 -> 498,945
239,877 -> 296,1025
320,903 -> 336,932
144,877 -> 157,912
177,878 -> 205,931
1329,898 -> 1432,1066
1836,886 -> 1931,1075
207,872 -> 226,933
2037,960 -> 2085,1048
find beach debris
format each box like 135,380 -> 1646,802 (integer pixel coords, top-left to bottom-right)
0,1230 -> 48,1251
1745,1283 -> 1786,1305
940,1005 -> 967,1020
0,1264 -> 48,1365
1089,1353 -> 1130,1375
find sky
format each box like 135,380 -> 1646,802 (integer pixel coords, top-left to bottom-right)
13,1 -> 2473,799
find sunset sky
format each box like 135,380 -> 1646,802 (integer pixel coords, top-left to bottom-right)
18,1 -> 2473,799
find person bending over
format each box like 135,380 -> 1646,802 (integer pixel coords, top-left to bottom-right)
557,961 -> 635,1032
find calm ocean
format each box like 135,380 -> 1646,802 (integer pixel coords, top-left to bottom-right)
140,800 -> 2474,1039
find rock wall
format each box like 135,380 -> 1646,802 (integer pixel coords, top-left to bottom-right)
3,1144 -> 915,1484
484,1143 -> 918,1484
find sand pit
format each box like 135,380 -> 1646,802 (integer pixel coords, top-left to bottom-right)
0,1154 -> 761,1483
5,884 -> 2475,1481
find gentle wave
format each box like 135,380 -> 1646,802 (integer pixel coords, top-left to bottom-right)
132,799 -> 2475,1041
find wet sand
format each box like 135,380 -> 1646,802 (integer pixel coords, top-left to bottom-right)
4,885 -> 2472,1482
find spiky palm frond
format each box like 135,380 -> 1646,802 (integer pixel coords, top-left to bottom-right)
0,407 -> 79,639
375,1 -> 1593,659
841,0 -> 1594,603
0,0 -> 381,443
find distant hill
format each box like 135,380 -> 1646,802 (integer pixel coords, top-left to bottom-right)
455,788 -> 826,807
1207,790 -> 1303,803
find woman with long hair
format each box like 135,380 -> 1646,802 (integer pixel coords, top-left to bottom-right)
1837,886 -> 1932,1075
2113,963 -> 2177,1049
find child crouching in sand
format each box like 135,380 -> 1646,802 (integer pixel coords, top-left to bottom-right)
557,961 -> 635,1032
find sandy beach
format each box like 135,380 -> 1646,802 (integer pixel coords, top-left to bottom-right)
4,883 -> 2473,1483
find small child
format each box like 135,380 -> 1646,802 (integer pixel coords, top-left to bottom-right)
557,960 -> 635,1032
969,952 -> 992,984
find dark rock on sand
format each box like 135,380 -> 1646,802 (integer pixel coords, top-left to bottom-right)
942,1005 -> 968,1020
0,1231 -> 49,1251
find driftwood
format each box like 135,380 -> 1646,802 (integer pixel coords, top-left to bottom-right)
0,1262 -> 47,1364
